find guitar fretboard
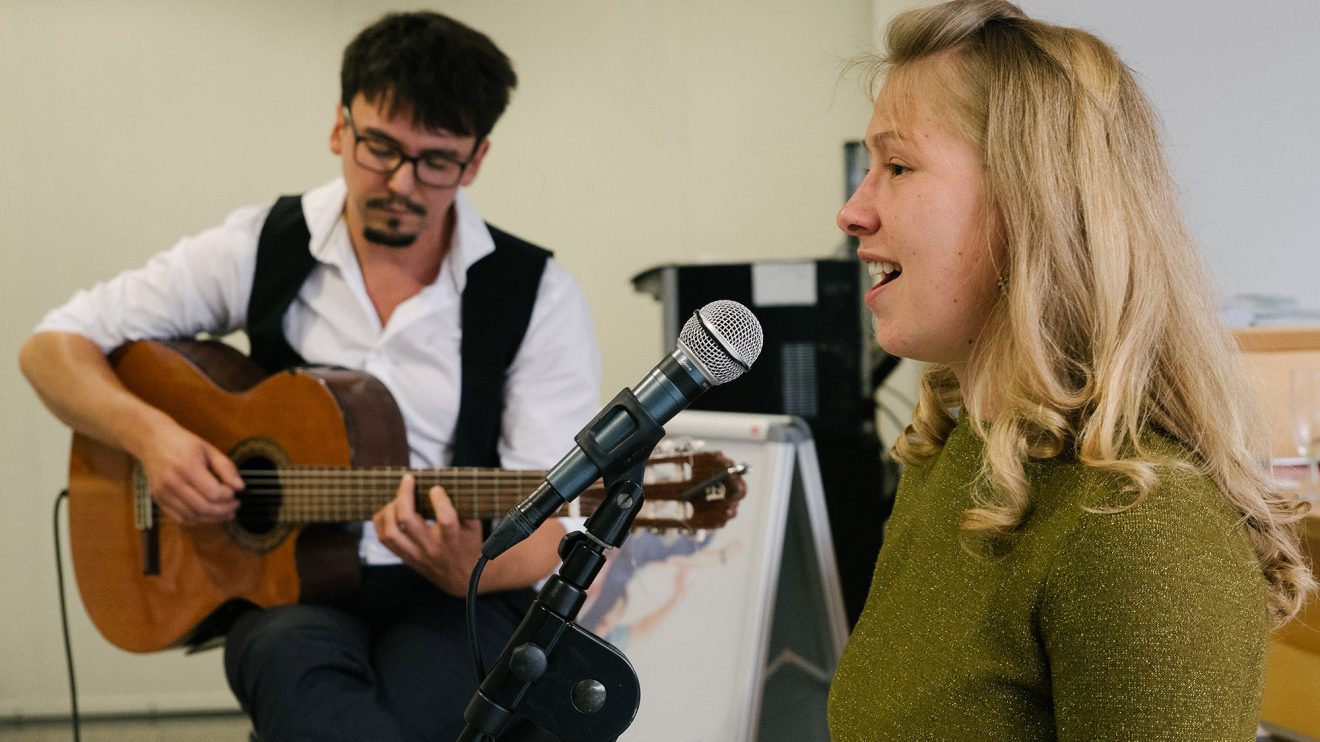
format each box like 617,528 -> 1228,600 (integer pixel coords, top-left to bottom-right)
239,466 -> 598,523
128,454 -> 731,532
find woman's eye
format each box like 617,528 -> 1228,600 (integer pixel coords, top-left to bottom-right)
886,162 -> 910,176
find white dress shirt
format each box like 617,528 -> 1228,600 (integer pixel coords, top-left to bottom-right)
36,178 -> 601,564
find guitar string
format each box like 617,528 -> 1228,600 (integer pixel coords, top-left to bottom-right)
222,470 -> 707,491
195,470 -> 702,517
211,490 -> 697,518
191,494 -> 701,526
223,454 -> 702,481
219,475 -> 691,499
189,479 -> 702,522
229,470 -> 703,492
140,462 -> 713,521
232,470 -> 703,483
214,456 -> 708,523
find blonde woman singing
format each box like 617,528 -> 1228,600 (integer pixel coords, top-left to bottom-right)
828,1 -> 1315,739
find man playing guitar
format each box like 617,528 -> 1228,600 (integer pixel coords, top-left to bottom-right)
19,11 -> 600,740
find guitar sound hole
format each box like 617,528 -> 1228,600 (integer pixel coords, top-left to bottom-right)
236,455 -> 280,535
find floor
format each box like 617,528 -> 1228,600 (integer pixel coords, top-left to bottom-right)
0,713 -> 252,742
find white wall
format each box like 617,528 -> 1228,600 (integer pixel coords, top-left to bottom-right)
1020,0 -> 1320,312
0,0 -> 875,717
868,0 -> 1320,312
864,0 -> 1320,454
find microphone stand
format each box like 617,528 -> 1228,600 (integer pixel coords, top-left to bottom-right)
459,391 -> 665,741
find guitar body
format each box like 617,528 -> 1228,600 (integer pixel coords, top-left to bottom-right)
68,340 -> 407,653
67,340 -> 747,653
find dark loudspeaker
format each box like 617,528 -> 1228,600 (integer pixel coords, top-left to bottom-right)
633,260 -> 875,439
633,260 -> 897,627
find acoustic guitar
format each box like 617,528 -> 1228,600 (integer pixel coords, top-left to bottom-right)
67,340 -> 745,653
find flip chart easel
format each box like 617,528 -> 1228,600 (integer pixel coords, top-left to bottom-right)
575,410 -> 849,741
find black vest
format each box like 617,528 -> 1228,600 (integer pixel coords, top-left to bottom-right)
246,194 -> 550,467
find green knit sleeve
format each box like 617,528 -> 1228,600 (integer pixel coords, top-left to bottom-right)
1038,477 -> 1267,741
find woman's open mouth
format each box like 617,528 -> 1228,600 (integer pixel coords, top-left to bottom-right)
866,259 -> 902,289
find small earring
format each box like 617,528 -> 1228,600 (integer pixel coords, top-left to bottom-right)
997,273 -> 1009,294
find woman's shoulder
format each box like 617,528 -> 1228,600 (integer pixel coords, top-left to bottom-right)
1035,446 -> 1269,738
1032,433 -> 1261,581
1037,432 -> 1229,516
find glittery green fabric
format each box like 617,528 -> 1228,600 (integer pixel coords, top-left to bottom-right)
827,416 -> 1268,741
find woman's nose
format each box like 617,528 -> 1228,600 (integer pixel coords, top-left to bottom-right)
837,181 -> 879,237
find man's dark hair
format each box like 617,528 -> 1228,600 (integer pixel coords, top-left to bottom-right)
341,12 -> 516,140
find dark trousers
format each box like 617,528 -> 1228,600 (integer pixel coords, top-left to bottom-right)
224,566 -> 534,742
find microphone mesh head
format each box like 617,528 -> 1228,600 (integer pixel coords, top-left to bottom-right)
678,300 -> 764,385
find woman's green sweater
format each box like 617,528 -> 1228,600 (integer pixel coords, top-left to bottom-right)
828,417 -> 1267,741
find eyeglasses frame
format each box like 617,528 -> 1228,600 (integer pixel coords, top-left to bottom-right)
341,105 -> 482,189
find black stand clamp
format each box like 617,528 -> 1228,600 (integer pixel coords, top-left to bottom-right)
458,389 -> 666,741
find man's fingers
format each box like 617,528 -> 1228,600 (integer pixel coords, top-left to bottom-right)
394,474 -> 420,518
184,467 -> 240,519
208,447 -> 245,491
375,476 -> 425,553
158,482 -> 235,525
428,485 -> 458,528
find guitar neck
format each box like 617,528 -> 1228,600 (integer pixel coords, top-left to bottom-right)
252,466 -> 592,523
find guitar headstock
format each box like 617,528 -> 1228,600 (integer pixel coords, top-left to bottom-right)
633,451 -> 747,531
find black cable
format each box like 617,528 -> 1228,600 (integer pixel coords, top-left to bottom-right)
466,555 -> 490,684
52,490 -> 81,742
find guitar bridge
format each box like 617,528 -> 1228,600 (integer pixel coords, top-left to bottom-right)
132,464 -> 154,530
132,463 -> 160,575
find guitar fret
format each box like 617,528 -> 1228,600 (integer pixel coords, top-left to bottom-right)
474,468 -> 480,520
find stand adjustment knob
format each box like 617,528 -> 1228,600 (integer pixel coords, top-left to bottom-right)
572,679 -> 607,714
510,643 -> 548,682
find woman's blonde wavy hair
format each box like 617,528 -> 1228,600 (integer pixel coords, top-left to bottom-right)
865,0 -> 1313,626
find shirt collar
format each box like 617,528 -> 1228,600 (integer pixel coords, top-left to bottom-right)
445,188 -> 495,294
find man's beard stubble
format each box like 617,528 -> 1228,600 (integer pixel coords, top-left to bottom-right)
363,194 -> 427,248
363,225 -> 418,248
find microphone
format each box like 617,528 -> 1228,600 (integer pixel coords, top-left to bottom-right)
481,300 -> 763,559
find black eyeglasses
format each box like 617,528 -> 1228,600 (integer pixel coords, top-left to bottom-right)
342,106 -> 480,188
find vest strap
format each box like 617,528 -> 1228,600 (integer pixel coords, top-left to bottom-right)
247,195 -> 314,372
452,225 -> 550,467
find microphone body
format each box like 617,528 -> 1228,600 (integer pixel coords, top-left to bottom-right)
481,300 -> 762,559
548,349 -> 709,496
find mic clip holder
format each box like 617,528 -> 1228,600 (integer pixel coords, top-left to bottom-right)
573,386 -> 667,486
459,390 -> 666,741
481,387 -> 669,561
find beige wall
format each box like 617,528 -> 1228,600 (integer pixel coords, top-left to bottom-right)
0,0 -> 882,716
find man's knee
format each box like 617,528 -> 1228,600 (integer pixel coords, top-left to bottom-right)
223,605 -> 370,697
